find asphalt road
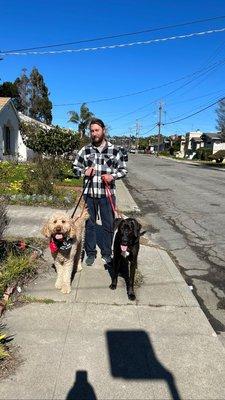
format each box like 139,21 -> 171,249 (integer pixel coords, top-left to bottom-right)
125,154 -> 225,339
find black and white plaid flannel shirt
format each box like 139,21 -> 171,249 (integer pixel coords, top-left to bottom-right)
73,141 -> 127,198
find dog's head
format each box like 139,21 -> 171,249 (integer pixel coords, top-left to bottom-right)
41,212 -> 77,240
117,218 -> 142,253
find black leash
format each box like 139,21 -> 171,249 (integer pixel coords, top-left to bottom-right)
71,170 -> 94,219
71,169 -> 98,220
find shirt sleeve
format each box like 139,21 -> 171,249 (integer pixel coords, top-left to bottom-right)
111,149 -> 128,180
72,148 -> 86,178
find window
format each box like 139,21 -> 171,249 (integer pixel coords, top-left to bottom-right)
3,126 -> 12,155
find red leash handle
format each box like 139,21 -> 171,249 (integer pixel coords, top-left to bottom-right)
102,175 -> 121,217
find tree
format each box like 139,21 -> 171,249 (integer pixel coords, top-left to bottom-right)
14,68 -> 30,114
216,98 -> 225,141
29,67 -> 52,124
20,122 -> 79,157
0,81 -> 20,107
68,103 -> 94,138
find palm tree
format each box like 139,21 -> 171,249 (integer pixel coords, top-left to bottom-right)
68,103 -> 94,138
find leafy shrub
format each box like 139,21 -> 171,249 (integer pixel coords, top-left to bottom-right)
20,122 -> 79,157
209,150 -> 225,163
159,150 -> 170,156
194,148 -> 212,161
0,161 -> 28,183
0,332 -> 9,360
0,253 -> 36,299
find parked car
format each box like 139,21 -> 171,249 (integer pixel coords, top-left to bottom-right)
119,147 -> 128,161
129,148 -> 136,154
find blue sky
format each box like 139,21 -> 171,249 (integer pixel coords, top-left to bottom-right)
1,0 -> 225,137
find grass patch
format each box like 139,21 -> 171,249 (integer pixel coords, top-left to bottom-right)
0,160 -> 83,207
0,253 -> 37,299
18,295 -> 55,304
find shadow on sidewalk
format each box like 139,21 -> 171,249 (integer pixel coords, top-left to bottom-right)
66,370 -> 97,400
106,330 -> 181,400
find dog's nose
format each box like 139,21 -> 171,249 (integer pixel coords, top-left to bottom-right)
56,226 -> 61,232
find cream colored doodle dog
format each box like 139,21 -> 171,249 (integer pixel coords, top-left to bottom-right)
41,210 -> 89,294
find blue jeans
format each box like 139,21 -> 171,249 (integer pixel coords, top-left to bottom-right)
84,195 -> 115,258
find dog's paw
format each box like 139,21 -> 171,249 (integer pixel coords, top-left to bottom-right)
128,293 -> 136,301
55,281 -> 62,290
109,283 -> 117,290
61,285 -> 71,294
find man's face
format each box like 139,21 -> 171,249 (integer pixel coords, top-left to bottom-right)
90,123 -> 105,146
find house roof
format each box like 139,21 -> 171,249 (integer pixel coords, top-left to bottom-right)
0,97 -> 11,111
202,132 -> 221,140
0,97 -> 20,122
191,138 -> 203,143
18,112 -> 52,130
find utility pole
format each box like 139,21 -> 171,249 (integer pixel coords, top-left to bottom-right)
157,101 -> 163,156
135,120 -> 141,153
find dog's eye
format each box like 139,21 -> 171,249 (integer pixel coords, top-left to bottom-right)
62,220 -> 66,224
53,220 -> 57,224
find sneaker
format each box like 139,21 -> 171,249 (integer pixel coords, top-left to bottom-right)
85,255 -> 95,266
102,255 -> 112,265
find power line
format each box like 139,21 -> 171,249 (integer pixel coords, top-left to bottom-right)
109,56 -> 225,123
163,97 -> 224,125
3,15 -> 225,53
2,26 -> 225,56
53,72 -> 206,106
54,58 -> 225,106
140,124 -> 158,136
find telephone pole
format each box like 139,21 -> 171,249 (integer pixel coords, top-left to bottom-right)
135,120 -> 141,153
157,101 -> 163,156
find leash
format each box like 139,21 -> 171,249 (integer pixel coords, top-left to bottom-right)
102,175 -> 123,219
71,170 -> 94,219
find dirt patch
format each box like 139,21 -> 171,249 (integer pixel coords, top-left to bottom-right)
0,345 -> 23,381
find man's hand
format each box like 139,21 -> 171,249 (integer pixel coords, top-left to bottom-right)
85,167 -> 95,177
102,174 -> 114,184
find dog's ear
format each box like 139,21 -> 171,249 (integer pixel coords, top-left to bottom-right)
113,218 -> 123,231
132,220 -> 142,238
41,222 -> 51,238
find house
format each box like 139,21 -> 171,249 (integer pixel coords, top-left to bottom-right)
0,97 -> 21,160
0,97 -> 52,161
184,130 -> 225,157
184,130 -> 204,157
201,132 -> 225,154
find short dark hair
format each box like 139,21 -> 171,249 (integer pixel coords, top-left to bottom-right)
89,118 -> 105,129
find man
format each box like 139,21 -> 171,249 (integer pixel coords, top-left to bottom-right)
73,118 -> 127,266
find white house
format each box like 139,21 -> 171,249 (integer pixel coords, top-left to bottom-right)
0,97 -> 52,161
0,97 -> 21,160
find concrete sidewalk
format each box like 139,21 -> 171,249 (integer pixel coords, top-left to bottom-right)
2,180 -> 225,399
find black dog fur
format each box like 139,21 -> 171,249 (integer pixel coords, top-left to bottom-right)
109,218 -> 143,300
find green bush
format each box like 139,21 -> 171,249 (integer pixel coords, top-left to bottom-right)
0,159 -> 81,206
0,253 -> 36,298
0,161 -> 28,183
159,150 -> 170,156
209,150 -> 225,163
194,148 -> 212,161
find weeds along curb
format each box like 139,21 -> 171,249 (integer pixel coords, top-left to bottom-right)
0,250 -> 40,317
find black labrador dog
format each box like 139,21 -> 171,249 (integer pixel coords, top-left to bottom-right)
109,218 -> 143,300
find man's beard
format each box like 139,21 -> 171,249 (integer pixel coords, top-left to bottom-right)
92,136 -> 105,146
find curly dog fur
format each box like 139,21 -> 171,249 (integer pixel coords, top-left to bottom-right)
41,209 -> 89,294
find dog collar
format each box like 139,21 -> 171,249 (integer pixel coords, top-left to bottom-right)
49,237 -> 73,253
